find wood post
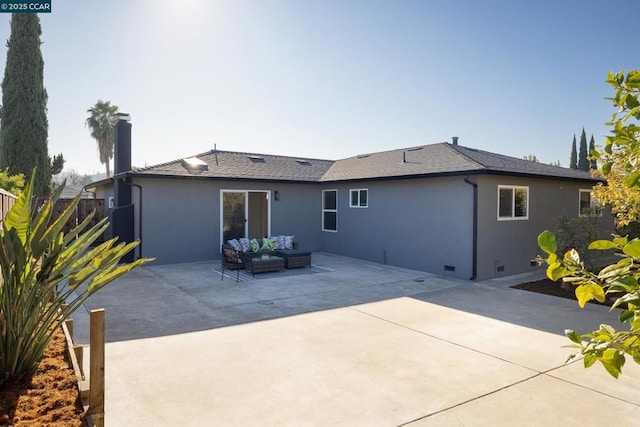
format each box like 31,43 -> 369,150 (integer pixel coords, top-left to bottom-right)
90,309 -> 105,427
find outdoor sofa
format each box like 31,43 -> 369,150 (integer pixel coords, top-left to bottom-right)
222,236 -> 311,270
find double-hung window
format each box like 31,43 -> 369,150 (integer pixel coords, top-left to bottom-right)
498,185 -> 529,220
350,189 -> 368,208
322,190 -> 337,232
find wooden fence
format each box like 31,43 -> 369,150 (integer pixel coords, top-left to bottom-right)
51,198 -> 106,244
0,188 -> 17,225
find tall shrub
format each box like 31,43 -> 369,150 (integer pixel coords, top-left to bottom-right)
0,14 -> 50,196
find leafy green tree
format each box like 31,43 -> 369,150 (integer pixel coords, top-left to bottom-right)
591,147 -> 640,227
578,128 -> 589,171
0,171 -> 151,383
538,69 -> 640,378
49,153 -> 64,175
0,14 -> 50,197
86,100 -> 119,178
589,135 -> 597,170
0,168 -> 23,196
570,135 -> 578,169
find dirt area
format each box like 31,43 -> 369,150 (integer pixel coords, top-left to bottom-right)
0,326 -> 85,427
512,278 -> 620,308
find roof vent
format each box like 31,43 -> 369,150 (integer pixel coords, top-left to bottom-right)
357,154 -> 370,159
181,157 -> 208,172
295,159 -> 311,166
452,136 -> 459,146
407,146 -> 423,151
248,155 -> 265,163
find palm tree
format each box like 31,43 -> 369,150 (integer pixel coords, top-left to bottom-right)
85,100 -> 119,177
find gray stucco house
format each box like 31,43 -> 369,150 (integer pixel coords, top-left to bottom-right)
91,121 -> 610,280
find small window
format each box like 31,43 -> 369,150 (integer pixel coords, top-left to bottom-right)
322,190 -> 337,232
579,189 -> 601,216
498,185 -> 529,220
350,189 -> 368,208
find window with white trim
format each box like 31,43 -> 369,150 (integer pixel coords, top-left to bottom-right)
498,185 -> 529,220
579,189 -> 601,216
322,190 -> 337,232
350,189 -> 368,208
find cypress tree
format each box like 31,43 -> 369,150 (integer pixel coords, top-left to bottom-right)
578,128 -> 589,171
0,14 -> 50,196
569,135 -> 578,169
589,134 -> 597,170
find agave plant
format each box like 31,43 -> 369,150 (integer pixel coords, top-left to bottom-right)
0,171 -> 150,383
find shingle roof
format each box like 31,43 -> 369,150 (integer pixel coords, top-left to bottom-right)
452,145 -> 599,181
320,143 -> 600,182
129,150 -> 334,182
108,142 -> 600,185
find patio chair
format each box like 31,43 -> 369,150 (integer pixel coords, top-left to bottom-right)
221,245 -> 244,283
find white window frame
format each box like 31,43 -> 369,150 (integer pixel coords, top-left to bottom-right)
579,189 -> 602,216
322,189 -> 338,232
349,188 -> 368,208
497,185 -> 529,221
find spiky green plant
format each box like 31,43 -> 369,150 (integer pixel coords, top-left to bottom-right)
0,171 -> 150,383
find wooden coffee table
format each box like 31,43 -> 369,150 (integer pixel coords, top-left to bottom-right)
246,255 -> 285,277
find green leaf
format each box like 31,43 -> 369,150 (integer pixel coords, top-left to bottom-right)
583,353 -> 597,368
538,230 -> 557,255
618,310 -> 635,323
613,236 -> 628,246
600,349 -> 625,379
565,329 -> 582,344
564,249 -> 580,265
624,171 -> 640,187
547,263 -> 571,281
3,172 -> 34,244
627,71 -> 640,83
575,283 -> 606,308
588,240 -> 619,250
622,240 -> 640,259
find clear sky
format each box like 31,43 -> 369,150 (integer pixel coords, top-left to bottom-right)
0,0 -> 637,175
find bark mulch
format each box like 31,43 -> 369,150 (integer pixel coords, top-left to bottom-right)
0,326 -> 86,427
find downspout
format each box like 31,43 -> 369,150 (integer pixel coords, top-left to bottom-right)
124,178 -> 143,260
464,176 -> 478,280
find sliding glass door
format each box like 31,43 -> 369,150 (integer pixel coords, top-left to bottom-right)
221,190 -> 270,244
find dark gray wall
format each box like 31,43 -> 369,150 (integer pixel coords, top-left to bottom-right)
319,177 -> 475,279
96,173 -> 613,280
127,178 -> 322,264
474,175 -> 614,280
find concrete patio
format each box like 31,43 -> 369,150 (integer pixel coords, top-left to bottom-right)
71,253 -> 640,426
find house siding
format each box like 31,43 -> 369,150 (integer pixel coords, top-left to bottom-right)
124,178 -> 321,264
474,175 -> 614,280
320,177 -> 474,279
92,171 -> 612,280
